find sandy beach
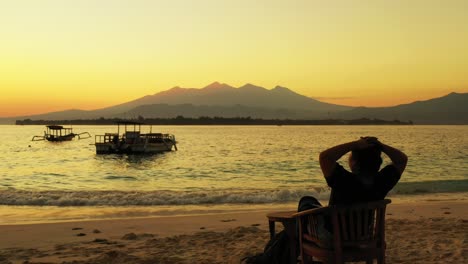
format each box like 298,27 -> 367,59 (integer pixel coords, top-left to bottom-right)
0,199 -> 467,264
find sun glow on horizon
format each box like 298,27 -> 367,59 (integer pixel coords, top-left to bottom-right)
1,0 -> 468,117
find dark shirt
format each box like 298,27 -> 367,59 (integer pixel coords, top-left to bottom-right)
326,163 -> 400,205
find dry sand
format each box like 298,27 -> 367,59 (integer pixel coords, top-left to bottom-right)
0,200 -> 466,264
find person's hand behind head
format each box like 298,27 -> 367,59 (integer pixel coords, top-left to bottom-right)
357,136 -> 383,150
354,137 -> 373,149
362,136 -> 383,149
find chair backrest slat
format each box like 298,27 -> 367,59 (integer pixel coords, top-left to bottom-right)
362,209 -> 369,239
348,210 -> 356,240
356,210 -> 362,240
338,213 -> 348,241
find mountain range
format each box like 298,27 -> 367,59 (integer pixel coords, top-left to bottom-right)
3,82 -> 468,124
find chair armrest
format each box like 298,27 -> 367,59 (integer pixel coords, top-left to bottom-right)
293,206 -> 330,218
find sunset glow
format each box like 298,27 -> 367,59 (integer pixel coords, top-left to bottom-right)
1,0 -> 467,117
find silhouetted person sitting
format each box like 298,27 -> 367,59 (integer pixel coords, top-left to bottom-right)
297,137 -> 408,246
319,136 -> 407,206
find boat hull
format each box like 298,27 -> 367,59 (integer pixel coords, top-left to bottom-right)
46,134 -> 75,142
95,142 -> 175,154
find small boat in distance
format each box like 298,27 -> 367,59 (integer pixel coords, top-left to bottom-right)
32,125 -> 92,142
95,121 -> 177,154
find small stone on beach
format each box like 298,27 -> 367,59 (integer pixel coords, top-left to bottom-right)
76,233 -> 86,236
93,238 -> 109,244
72,227 -> 83,230
54,245 -> 66,250
122,233 -> 138,240
220,219 -> 236,222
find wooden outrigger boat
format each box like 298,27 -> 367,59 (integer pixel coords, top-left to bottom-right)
95,121 -> 177,154
32,125 -> 91,142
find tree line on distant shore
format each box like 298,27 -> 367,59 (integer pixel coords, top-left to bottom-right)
15,116 -> 413,125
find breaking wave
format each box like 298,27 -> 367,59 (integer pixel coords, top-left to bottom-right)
1,179 -> 466,207
0,188 -> 330,206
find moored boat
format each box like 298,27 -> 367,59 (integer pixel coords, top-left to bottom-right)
95,121 -> 177,154
32,125 -> 91,142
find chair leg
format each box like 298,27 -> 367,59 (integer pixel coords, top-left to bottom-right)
302,255 -> 315,264
268,220 -> 275,240
377,254 -> 385,264
334,255 -> 343,264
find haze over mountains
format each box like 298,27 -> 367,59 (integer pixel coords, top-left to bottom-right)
3,82 -> 468,124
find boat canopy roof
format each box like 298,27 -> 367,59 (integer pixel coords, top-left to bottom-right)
47,125 -> 65,130
116,121 -> 144,125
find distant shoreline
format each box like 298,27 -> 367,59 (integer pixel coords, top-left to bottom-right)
15,117 -> 413,126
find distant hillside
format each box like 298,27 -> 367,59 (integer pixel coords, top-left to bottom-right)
334,92 -> 468,124
1,82 -> 467,124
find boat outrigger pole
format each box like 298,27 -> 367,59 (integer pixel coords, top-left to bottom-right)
76,132 -> 92,139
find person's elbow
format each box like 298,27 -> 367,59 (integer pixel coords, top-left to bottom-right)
400,152 -> 408,167
402,153 -> 408,164
319,151 -> 334,178
395,153 -> 408,175
319,151 -> 329,167
319,151 -> 326,162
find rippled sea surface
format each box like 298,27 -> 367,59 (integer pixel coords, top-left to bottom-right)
0,125 -> 467,207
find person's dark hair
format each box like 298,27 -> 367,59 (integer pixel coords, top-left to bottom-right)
350,145 -> 383,173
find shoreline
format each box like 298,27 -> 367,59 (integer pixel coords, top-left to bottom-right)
0,198 -> 466,263
1,192 -> 466,225
14,118 -> 413,126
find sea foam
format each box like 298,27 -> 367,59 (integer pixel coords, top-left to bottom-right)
0,188 -> 330,206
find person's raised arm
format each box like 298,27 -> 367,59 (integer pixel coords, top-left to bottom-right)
319,138 -> 373,178
380,143 -> 408,175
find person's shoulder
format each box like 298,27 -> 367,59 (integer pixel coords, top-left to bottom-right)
331,163 -> 351,176
326,163 -> 354,186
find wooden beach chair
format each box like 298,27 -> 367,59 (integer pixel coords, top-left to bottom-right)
293,199 -> 391,264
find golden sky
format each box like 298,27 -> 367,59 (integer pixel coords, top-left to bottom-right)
1,0 -> 467,117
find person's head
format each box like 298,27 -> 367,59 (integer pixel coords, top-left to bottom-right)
349,145 -> 383,174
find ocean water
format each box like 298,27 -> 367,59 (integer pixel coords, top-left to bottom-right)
1,125 -> 467,223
